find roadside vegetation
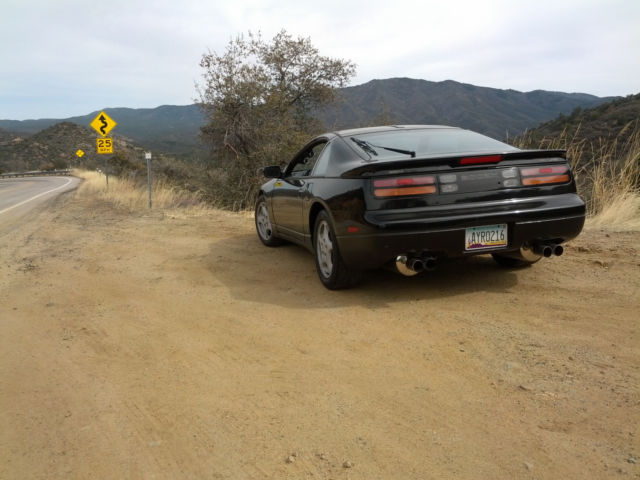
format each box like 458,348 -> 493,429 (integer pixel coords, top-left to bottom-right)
74,169 -> 210,214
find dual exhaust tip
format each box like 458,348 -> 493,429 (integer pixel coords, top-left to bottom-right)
533,243 -> 564,258
395,255 -> 437,276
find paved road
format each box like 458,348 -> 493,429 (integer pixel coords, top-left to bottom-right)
0,176 -> 80,232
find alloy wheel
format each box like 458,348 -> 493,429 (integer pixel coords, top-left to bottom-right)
316,220 -> 334,278
256,202 -> 273,241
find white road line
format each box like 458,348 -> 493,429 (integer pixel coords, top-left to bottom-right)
0,177 -> 74,216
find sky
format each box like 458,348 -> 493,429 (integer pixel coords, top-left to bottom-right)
1,0 -> 639,120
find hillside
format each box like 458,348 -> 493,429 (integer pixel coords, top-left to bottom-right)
0,122 -> 148,173
0,79 -> 615,156
0,105 -> 205,155
321,78 -> 615,139
0,127 -> 19,143
518,93 -> 640,145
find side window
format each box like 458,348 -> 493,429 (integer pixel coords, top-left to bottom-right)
290,141 -> 327,177
310,140 -> 333,177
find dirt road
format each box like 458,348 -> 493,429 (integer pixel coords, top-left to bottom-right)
0,188 -> 638,479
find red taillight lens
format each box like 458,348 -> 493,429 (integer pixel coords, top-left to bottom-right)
373,176 -> 435,188
460,155 -> 502,165
374,176 -> 436,197
375,185 -> 437,197
522,175 -> 570,186
520,166 -> 568,176
520,165 -> 570,186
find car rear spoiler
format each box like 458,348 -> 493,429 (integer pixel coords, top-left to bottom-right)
340,149 -> 567,177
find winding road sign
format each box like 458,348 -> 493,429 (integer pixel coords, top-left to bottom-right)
90,111 -> 117,137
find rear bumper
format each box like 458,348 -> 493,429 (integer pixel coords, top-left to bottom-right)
337,193 -> 585,270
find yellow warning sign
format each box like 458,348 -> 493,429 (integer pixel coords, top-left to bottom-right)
97,137 -> 113,154
76,149 -> 85,157
90,111 -> 117,137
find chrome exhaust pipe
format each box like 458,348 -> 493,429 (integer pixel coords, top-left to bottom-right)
394,255 -> 421,276
407,258 -> 425,273
552,244 -> 564,256
533,244 -> 553,258
423,256 -> 437,271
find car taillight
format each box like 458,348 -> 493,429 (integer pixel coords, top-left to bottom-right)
520,165 -> 570,186
373,176 -> 436,197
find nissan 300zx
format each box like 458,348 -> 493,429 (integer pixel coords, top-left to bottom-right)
255,125 -> 585,289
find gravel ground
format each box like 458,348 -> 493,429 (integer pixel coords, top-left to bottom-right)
1,191 -> 638,479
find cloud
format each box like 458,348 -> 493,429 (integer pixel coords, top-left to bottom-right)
1,0 -> 638,119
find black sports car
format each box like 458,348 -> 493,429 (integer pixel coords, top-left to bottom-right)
255,125 -> 585,289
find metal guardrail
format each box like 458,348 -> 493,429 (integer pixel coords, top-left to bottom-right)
0,169 -> 72,178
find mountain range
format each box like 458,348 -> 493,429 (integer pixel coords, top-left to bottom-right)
0,78 -> 616,158
323,78 -> 616,139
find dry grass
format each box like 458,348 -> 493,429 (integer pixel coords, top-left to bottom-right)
74,169 -> 212,215
515,123 -> 640,231
584,127 -> 640,230
586,194 -> 640,231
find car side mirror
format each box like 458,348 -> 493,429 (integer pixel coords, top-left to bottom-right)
262,165 -> 282,178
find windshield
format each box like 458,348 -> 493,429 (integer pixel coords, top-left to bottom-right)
347,128 -> 518,160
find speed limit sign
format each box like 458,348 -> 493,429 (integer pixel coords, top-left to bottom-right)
97,137 -> 113,154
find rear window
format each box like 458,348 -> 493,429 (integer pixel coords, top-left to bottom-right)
348,128 -> 518,160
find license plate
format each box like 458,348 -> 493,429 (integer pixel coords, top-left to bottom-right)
465,224 -> 508,250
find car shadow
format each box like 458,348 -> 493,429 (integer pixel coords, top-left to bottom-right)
207,233 -> 520,309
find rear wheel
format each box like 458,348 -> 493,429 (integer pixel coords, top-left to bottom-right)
314,211 -> 362,289
255,196 -> 283,246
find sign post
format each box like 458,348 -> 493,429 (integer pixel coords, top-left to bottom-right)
145,152 -> 152,209
75,150 -> 85,175
104,156 -> 109,189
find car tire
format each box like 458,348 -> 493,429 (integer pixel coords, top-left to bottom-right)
313,210 -> 362,289
491,252 -> 540,268
255,196 -> 283,247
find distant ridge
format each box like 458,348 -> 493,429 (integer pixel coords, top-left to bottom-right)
320,78 -> 616,139
0,78 -> 616,154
